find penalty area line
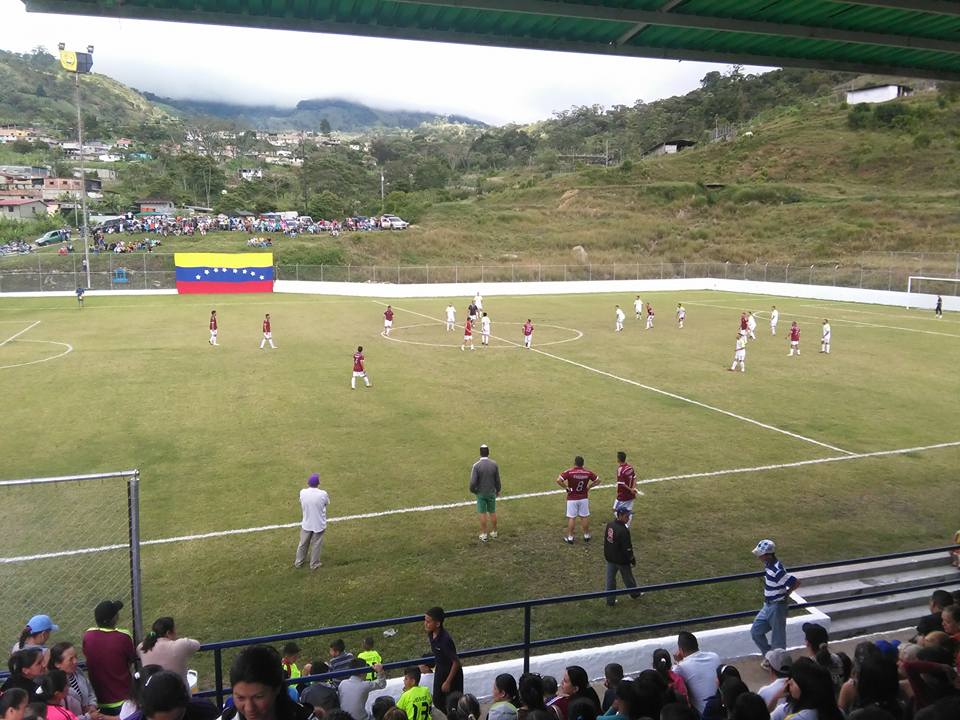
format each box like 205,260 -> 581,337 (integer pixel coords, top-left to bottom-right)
0,320 -> 40,347
376,302 -> 855,456
2,439 -> 957,564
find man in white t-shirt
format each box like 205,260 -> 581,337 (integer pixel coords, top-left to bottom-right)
294,473 -> 330,571
481,312 -> 491,347
445,304 -> 456,332
770,306 -> 779,336
615,305 -> 625,332
757,649 -> 792,711
634,295 -> 643,319
747,312 -> 758,340
673,631 -> 720,715
820,319 -> 831,354
474,291 -> 483,313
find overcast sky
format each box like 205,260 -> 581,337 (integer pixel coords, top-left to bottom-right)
2,0 -> 773,125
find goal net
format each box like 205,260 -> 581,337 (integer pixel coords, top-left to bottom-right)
0,471 -> 143,647
906,276 -> 959,309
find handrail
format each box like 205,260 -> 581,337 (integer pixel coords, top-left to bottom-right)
194,545 -> 958,707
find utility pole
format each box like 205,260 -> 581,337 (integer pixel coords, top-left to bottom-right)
380,170 -> 385,213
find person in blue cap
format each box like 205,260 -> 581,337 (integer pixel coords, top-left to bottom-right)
294,472 -> 329,571
12,614 -> 59,656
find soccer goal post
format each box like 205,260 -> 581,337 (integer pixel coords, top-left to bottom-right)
906,275 -> 960,309
0,470 -> 143,646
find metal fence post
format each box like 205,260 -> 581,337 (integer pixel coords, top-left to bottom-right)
481,265 -> 484,282
456,265 -> 459,284
397,265 -> 400,285
538,264 -> 541,282
661,261 -> 664,280
589,264 -> 592,281
38,254 -> 42,291
214,648 -> 224,710
321,264 -> 324,282
859,267 -> 863,288
786,264 -> 790,283
564,265 -> 567,281
426,265 -> 430,283
764,263 -> 768,282
296,263 -> 300,282
127,470 -> 143,644
512,264 -> 515,282
348,265 -> 351,282
636,262 -> 639,281
888,267 -> 893,291
522,605 -> 532,675
683,261 -> 687,279
743,263 -> 747,280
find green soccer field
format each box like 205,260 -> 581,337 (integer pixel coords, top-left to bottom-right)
1,289 -> 958,675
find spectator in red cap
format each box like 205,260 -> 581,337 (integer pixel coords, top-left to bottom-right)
82,600 -> 137,716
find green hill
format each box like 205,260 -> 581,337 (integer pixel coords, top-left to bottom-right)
0,48 -> 180,140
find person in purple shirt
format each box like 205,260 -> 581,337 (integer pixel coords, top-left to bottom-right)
82,600 -> 137,716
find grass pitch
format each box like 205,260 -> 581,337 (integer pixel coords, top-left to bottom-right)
0,290 -> 957,677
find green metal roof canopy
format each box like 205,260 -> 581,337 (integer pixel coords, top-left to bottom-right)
21,0 -> 960,81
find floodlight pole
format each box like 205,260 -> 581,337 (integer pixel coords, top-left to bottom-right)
75,71 -> 91,289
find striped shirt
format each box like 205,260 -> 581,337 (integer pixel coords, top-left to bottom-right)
763,557 -> 797,602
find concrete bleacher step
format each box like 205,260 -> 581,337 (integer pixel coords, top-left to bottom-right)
796,551 -> 959,641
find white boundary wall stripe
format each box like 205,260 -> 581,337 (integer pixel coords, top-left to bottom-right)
3,440 -> 956,565
382,302 -> 855,455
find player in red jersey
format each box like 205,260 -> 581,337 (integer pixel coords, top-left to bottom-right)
522,319 -> 534,349
788,321 -> 801,356
351,346 -> 371,388
645,304 -> 654,330
461,317 -> 475,351
209,310 -> 218,346
740,312 -> 749,337
614,451 -> 637,524
383,305 -> 394,337
556,455 -> 601,544
259,313 -> 276,349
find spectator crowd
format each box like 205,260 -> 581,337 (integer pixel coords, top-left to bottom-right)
4,589 -> 960,720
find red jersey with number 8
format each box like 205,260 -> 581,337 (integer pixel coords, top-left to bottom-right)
560,467 -> 598,500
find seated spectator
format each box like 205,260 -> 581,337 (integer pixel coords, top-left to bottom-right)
548,667 -> 599,720
395,668 -> 431,720
137,618 -> 200,693
542,677 -> 558,708
356,639 -> 382,682
138,670 -> 217,720
488,674 -> 518,720
940,605 -> 960,647
448,694 -> 480,720
801,624 -> 845,691
299,662 -> 339,714
219,645 -> 312,720
601,665 -> 623,714
48,643 -> 100,720
280,643 -> 304,700
371,698 -> 394,720
758,650 -> 792,711
701,666 -> 743,720
602,681 -> 643,720
1,688 -> 29,720
517,674 -> 546,720
337,660 -> 385,720
121,664 -> 163,720
83,600 -> 137,716
38,670 -> 78,720
915,592 -> 954,640
630,673 -> 671,720
3,648 -> 46,694
731,693 -> 770,720
914,696 -> 960,720
771,659 -> 843,720
652,649 -> 689,707
328,641 -> 355,686
382,711 -> 405,720
902,646 -> 959,712
846,654 -> 903,719
566,698 -> 597,720
12,615 -> 59,657
673,631 -> 720,716
659,703 -> 697,720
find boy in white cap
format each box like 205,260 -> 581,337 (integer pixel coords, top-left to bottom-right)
750,539 -> 800,654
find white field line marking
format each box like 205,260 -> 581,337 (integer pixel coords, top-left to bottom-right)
3,440 -> 957,565
381,321 -> 583,349
0,340 -> 73,370
0,320 -> 40,347
377,302 -> 855,456
685,301 -> 960,339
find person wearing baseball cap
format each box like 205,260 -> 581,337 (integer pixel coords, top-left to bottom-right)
82,600 -> 137,715
757,649 -> 793,709
602,504 -> 643,607
295,472 -> 329,571
750,539 -> 800,655
12,614 -> 59,656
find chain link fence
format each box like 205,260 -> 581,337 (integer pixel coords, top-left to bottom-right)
1,253 -> 959,294
0,471 -> 143,647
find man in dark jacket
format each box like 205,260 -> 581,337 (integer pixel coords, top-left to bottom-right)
603,505 -> 642,607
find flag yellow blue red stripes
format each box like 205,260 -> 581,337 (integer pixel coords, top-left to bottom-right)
174,253 -> 274,294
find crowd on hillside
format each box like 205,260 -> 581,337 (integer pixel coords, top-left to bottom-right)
3,588 -> 960,720
92,213 -> 390,241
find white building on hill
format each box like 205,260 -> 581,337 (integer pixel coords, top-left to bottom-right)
846,84 -> 913,105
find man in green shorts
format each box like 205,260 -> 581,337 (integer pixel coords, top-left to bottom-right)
469,443 -> 501,542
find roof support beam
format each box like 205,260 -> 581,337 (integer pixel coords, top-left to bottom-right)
824,0 -> 960,17
390,0 -> 960,55
22,0 -> 960,82
615,0 -> 684,47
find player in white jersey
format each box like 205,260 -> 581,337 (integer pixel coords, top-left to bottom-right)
747,312 -> 758,340
770,306 -> 779,335
634,295 -> 643,319
474,291 -> 483,313
820,319 -> 831,354
615,305 -> 625,332
445,303 -> 456,331
729,334 -> 747,372
481,312 -> 491,347
676,303 -> 686,329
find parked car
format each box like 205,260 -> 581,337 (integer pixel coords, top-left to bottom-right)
35,230 -> 66,247
381,215 -> 409,230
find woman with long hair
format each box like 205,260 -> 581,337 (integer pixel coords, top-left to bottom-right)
1,688 -> 29,720
218,646 -> 312,720
48,643 -> 99,720
517,673 -> 546,720
771,661 -> 843,720
37,670 -> 79,720
652,649 -> 689,706
2,649 -> 46,695
13,616 -> 58,656
549,667 -> 600,720
488,675 -> 519,720
137,618 -> 200,692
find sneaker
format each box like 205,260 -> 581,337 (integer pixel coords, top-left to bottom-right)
479,533 -> 488,542
631,592 -> 645,600
490,531 -> 498,539
583,534 -> 591,542
460,346 -> 464,352
563,536 -> 574,545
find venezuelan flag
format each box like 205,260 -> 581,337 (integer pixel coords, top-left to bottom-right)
174,253 -> 274,294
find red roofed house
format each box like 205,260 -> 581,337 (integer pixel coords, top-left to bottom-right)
0,198 -> 47,220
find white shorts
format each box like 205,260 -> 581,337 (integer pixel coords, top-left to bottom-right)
469,314 -> 478,322
263,332 -> 272,339
566,499 -> 590,518
384,320 -> 393,328
524,335 -> 532,345
210,329 -> 218,337
482,332 -> 490,340
735,350 -> 745,361
613,498 -> 634,513
352,371 -> 366,377
464,334 -> 472,342
790,340 -> 799,347
822,333 -> 831,342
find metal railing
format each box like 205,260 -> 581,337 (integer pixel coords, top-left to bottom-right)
193,544 -> 957,708
1,254 -> 959,293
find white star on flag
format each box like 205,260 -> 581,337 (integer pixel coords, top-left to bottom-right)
204,269 -> 210,275
233,269 -> 238,274
195,274 -> 201,280
213,268 -> 218,273
259,274 -> 265,280
242,269 -> 247,274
